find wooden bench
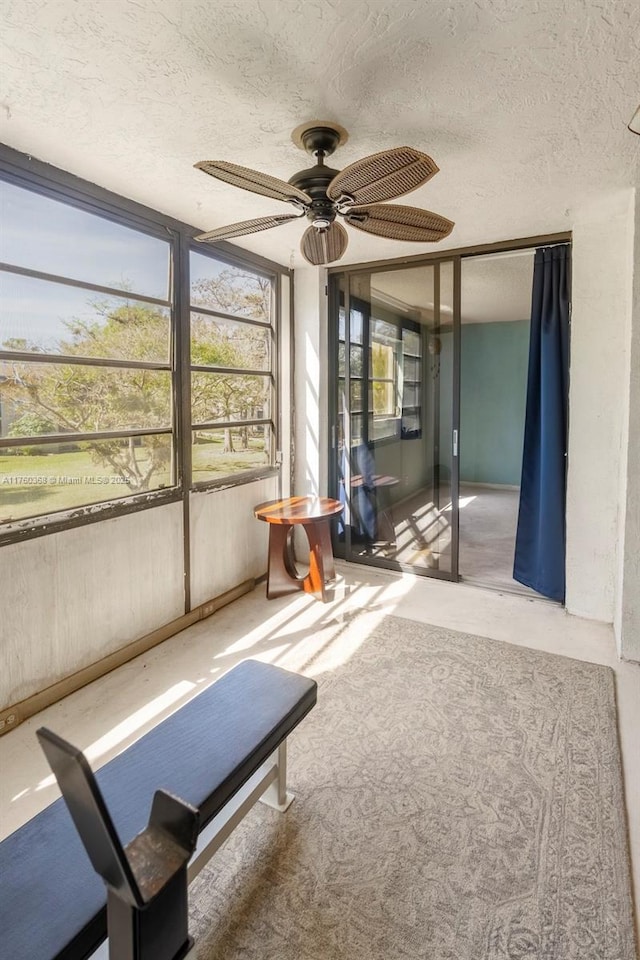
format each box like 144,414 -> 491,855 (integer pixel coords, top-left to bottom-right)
0,659 -> 317,960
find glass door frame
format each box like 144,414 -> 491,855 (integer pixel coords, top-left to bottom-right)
328,253 -> 462,582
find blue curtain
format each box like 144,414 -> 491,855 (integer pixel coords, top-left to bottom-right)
513,244 -> 570,601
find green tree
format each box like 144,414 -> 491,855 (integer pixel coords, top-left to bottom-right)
1,267 -> 272,484
371,341 -> 397,416
191,269 -> 271,325
1,302 -> 172,490
191,268 -> 271,453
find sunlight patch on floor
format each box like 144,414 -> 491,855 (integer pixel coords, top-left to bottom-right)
210,574 -> 418,680
34,679 -> 197,790
214,593 -> 320,657
443,495 -> 477,511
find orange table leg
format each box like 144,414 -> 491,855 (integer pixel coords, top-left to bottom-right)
302,519 -> 336,601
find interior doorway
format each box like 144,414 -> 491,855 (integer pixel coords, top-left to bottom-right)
458,249 -> 538,596
328,238 -> 569,600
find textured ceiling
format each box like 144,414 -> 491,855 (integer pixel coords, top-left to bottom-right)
1,0 -> 638,268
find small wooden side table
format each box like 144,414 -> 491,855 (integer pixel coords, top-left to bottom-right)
254,496 -> 344,601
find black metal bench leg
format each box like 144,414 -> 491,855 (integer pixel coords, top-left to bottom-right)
107,869 -> 193,960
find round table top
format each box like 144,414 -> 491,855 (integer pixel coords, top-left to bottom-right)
254,496 -> 344,525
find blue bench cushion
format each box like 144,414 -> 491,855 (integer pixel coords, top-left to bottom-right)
0,659 -> 317,960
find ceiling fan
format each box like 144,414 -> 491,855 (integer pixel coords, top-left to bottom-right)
193,121 -> 454,265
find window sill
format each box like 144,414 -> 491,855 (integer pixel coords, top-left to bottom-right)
190,465 -> 279,494
0,487 -> 182,546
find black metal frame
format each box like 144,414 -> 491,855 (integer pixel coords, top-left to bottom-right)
187,243 -> 278,492
339,292 -> 420,448
328,255 -> 462,583
399,317 -> 423,439
0,145 -> 291,569
326,232 -> 572,276
328,234 -> 572,583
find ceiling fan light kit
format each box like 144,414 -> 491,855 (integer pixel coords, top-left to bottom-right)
194,122 -> 454,265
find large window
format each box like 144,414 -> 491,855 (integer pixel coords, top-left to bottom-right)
0,165 -> 282,538
338,303 -> 364,445
369,317 -> 401,441
401,326 -> 423,439
0,180 -> 175,525
337,291 -> 423,448
189,250 -> 275,485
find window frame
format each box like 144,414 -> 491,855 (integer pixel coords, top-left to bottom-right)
368,315 -> 403,442
188,244 -> 278,491
337,300 -> 366,447
0,145 -> 289,545
336,289 -> 427,449
400,319 -> 423,440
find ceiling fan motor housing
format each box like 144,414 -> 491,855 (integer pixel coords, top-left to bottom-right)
288,163 -> 341,228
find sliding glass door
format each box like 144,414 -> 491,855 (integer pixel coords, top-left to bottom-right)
329,258 -> 460,580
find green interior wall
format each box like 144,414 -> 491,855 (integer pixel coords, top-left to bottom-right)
460,319 -> 530,485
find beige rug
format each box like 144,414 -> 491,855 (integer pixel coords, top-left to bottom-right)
189,616 -> 635,959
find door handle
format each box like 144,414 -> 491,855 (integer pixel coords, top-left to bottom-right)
452,429 -> 458,457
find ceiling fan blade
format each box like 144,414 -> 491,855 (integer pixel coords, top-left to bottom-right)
194,213 -> 302,243
327,147 -> 439,206
195,160 -> 311,206
344,204 -> 454,242
301,222 -> 349,266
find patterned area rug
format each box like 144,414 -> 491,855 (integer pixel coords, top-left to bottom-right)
189,616 -> 635,959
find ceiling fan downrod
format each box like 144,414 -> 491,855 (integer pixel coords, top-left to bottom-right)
288,122 -> 351,229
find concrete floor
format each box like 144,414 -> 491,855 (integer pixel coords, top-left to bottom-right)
1,563 -> 638,925
458,483 -> 541,597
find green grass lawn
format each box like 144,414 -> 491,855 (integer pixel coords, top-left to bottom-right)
0,438 -> 269,522
0,450 -> 157,522
192,437 -> 267,482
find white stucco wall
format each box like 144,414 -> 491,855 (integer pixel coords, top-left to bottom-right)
279,274 -> 293,499
0,503 -> 185,707
293,264 -> 328,497
565,190 -> 636,624
615,186 -> 640,661
0,476 -> 281,709
189,476 -> 277,608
